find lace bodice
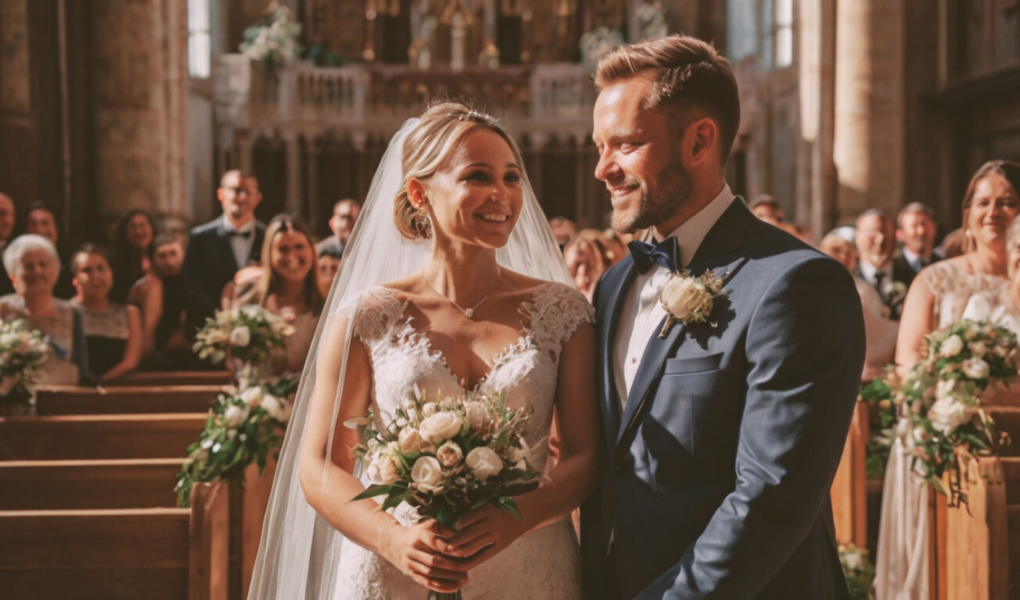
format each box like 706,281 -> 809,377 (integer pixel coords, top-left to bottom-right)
923,261 -> 1010,328
333,281 -> 591,600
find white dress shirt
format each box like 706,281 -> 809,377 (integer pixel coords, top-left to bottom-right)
857,259 -> 893,291
612,186 -> 736,412
900,247 -> 927,273
223,216 -> 257,269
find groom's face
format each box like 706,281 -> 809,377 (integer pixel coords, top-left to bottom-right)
593,77 -> 693,235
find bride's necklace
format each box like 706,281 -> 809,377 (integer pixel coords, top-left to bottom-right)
421,267 -> 503,319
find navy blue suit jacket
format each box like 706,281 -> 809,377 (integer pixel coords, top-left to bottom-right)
182,218 -> 265,337
582,200 -> 865,600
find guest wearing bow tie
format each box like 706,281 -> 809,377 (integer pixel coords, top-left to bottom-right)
854,209 -> 916,319
896,202 -> 940,273
182,170 -> 266,339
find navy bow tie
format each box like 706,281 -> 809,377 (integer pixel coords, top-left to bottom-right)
629,237 -> 681,274
228,229 -> 252,239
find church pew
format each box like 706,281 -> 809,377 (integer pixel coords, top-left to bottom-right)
34,385 -> 225,416
0,458 -> 185,510
831,400 -> 869,547
0,481 -> 228,600
107,371 -> 233,387
230,460 -> 277,600
0,414 -> 205,460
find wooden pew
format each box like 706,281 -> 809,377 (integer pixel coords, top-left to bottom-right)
34,385 -> 226,416
831,400 -> 869,547
0,481 -> 228,600
230,461 -> 277,600
0,458 -> 185,510
0,414 -> 206,460
108,371 -> 233,387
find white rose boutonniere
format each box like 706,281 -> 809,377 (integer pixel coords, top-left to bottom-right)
658,270 -> 729,338
884,281 -> 907,305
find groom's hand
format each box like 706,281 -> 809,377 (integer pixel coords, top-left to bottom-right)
381,519 -> 471,592
441,503 -> 528,569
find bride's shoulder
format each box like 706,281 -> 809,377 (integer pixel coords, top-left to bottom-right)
503,271 -> 587,306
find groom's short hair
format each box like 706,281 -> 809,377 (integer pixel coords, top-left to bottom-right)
594,35 -> 740,163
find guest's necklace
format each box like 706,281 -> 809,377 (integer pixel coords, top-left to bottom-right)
421,267 -> 502,319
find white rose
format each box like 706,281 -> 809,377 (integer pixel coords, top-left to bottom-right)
506,437 -> 530,464
224,404 -> 249,428
465,447 -> 503,482
935,378 -> 956,402
421,402 -> 438,417
963,358 -> 990,380
262,394 -> 291,422
241,386 -> 264,407
398,428 -> 423,454
206,329 -> 229,345
464,401 -> 491,434
843,551 -> 863,571
969,341 -> 987,358
230,326 -> 251,347
436,441 -> 464,468
940,335 -> 964,358
365,452 -> 400,485
928,396 -> 976,435
660,276 -> 713,320
411,456 -> 444,492
419,412 -> 463,444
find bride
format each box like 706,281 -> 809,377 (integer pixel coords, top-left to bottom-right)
247,102 -> 601,599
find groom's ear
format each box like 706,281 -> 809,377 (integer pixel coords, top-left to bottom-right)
686,117 -> 719,168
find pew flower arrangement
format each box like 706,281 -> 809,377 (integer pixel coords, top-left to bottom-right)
839,544 -> 875,600
176,376 -> 298,507
860,373 -> 898,479
0,319 -> 49,414
895,320 -> 1018,503
239,4 -> 302,69
192,305 -> 295,386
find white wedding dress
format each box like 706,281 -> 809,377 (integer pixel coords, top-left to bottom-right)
332,282 -> 592,600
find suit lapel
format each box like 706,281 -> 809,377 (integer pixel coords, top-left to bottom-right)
614,200 -> 754,454
248,222 -> 266,266
212,220 -> 240,271
599,258 -> 638,451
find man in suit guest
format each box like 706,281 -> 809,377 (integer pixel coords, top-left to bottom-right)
315,198 -> 361,256
182,170 -> 265,339
854,209 -> 914,319
896,202 -> 940,273
0,193 -> 17,296
23,202 -> 75,299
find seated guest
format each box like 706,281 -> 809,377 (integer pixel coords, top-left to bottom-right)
749,195 -> 784,225
549,216 -> 578,251
223,215 -> 323,376
896,202 -> 939,273
936,227 -> 965,260
316,198 -> 361,255
70,244 -> 142,382
111,209 -> 155,303
183,170 -> 266,341
854,209 -> 915,319
600,229 -> 629,266
0,234 -> 90,385
564,231 -> 611,303
23,202 -> 75,299
128,234 -> 189,363
0,192 -> 16,296
317,244 -> 342,297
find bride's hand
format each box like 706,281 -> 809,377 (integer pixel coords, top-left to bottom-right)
442,504 -> 527,569
380,520 -> 470,593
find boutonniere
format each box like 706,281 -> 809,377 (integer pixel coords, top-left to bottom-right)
884,281 -> 907,305
658,270 -> 730,338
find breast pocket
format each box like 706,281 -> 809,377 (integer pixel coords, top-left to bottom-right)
664,353 -> 723,375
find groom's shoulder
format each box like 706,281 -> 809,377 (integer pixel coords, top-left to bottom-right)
742,219 -> 851,284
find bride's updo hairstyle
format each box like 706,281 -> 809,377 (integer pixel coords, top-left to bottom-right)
394,101 -> 526,240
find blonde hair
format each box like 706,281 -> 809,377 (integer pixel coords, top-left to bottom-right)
594,35 -> 740,162
394,102 -> 526,240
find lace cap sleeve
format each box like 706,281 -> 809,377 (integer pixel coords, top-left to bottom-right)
344,287 -> 406,344
523,282 -> 594,359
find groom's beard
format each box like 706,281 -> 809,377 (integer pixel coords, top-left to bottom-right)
611,160 -> 694,235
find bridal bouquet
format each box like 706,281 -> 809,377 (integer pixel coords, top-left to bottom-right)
896,320 -> 1018,502
0,319 -> 49,414
193,305 -> 295,384
176,376 -> 297,507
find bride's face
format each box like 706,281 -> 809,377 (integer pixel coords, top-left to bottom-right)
969,173 -> 1020,251
418,128 -> 524,250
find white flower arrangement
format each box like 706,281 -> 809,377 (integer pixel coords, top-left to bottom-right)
839,544 -> 875,600
658,270 -> 728,338
193,305 -> 295,386
239,5 -> 302,69
0,319 -> 49,414
579,27 -> 625,70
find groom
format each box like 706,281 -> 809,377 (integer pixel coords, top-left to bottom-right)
582,35 -> 866,599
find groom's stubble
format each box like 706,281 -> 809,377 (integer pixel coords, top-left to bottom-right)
611,150 -> 694,236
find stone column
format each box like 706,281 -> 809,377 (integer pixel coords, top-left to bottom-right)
799,0 -> 837,235
283,131 -> 304,217
833,0 -> 906,221
306,136 -> 322,232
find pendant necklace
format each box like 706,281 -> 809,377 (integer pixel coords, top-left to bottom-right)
422,267 -> 503,319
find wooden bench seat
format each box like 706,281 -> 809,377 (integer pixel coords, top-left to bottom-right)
35,385 -> 226,416
0,414 -> 206,460
831,400 -> 869,547
107,371 -> 233,387
0,458 -> 185,510
0,481 -> 228,600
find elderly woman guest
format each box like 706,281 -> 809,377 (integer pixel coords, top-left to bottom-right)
71,244 -> 143,382
0,234 -> 90,384
111,209 -> 156,303
222,215 -> 323,376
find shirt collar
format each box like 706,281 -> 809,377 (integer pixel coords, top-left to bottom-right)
223,215 -> 256,234
901,247 -> 925,267
858,259 -> 892,283
649,185 -> 736,269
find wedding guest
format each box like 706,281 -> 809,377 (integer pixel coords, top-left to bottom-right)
564,233 -> 608,303
749,195 -> 783,225
0,234 -> 90,385
316,199 -> 361,256
71,244 -> 143,382
549,216 -> 578,250
127,234 -> 194,369
317,244 -> 342,297
0,193 -> 17,296
896,202 -> 939,273
876,159 -> 1020,600
23,202 -> 75,299
854,209 -> 915,319
223,215 -> 323,376
821,234 -> 897,382
110,209 -> 155,303
183,169 -> 266,340
937,227 -> 965,260
600,229 -> 629,265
